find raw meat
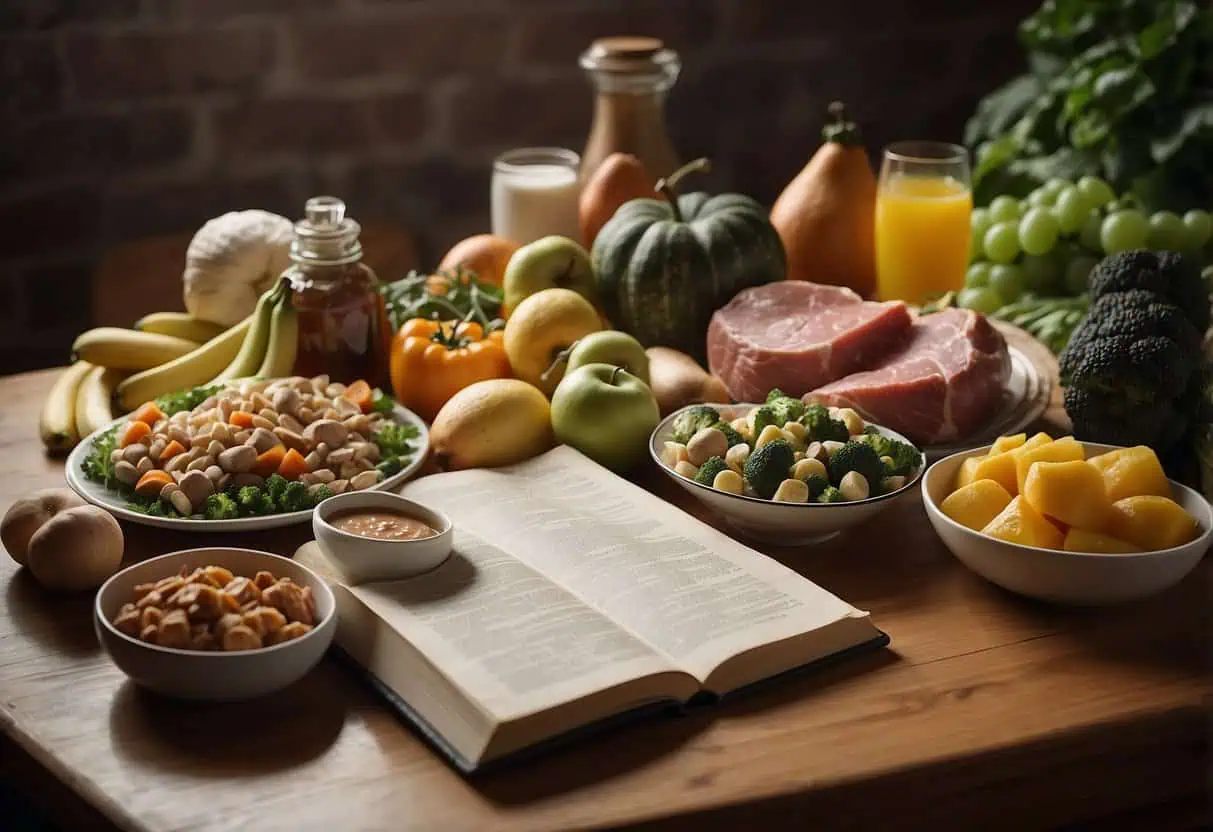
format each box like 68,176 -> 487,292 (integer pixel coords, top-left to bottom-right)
706,282 -> 914,402
805,308 -> 1011,444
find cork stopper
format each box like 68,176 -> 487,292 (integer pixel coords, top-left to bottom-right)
580,36 -> 680,91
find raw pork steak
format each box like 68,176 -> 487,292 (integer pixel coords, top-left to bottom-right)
707,282 -> 913,402
805,308 -> 1010,444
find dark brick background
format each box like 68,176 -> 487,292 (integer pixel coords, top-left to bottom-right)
0,0 -> 1037,373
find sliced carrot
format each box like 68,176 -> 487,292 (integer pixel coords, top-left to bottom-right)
135,469 -> 173,492
228,411 -> 255,429
277,448 -> 308,480
130,401 -> 166,427
159,439 -> 186,461
346,379 -> 373,413
253,445 -> 286,478
120,420 -> 152,448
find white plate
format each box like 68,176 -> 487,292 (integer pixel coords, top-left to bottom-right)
921,345 -> 1050,461
65,404 -> 429,532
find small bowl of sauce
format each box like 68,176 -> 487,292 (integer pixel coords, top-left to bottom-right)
313,492 -> 453,584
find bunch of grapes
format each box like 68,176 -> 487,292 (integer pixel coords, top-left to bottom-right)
959,175 -> 1213,316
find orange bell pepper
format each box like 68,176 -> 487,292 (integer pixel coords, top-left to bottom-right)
389,318 -> 511,422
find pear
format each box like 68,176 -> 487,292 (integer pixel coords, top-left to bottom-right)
770,102 -> 878,298
578,153 -> 657,249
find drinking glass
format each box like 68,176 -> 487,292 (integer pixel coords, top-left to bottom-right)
490,147 -> 581,245
875,141 -> 972,304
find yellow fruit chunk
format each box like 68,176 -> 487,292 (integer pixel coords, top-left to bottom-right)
1016,432 -> 1053,455
1022,459 -> 1110,531
1014,435 -> 1084,494
1086,445 -> 1171,503
941,479 -> 1013,531
1106,496 -> 1200,551
960,449 -> 1020,495
981,496 -> 1064,549
989,433 -> 1027,455
1062,528 -> 1143,554
955,457 -> 981,489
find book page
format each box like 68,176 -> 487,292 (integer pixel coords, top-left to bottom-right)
400,447 -> 871,683
344,527 -> 685,723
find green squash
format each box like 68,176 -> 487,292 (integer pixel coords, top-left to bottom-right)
591,158 -> 786,360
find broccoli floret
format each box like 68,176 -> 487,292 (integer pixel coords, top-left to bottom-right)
376,457 -> 404,477
203,492 -> 239,520
1063,387 -> 1190,452
1087,250 -> 1208,332
265,473 -> 289,505
671,406 -> 721,444
765,388 -> 806,425
817,486 -> 844,503
861,432 -> 922,477
802,474 -> 829,500
799,403 -> 849,443
827,440 -> 885,487
750,405 -> 779,437
236,485 -> 275,517
712,421 -> 746,448
309,485 -> 334,506
1065,290 -> 1201,356
743,439 -> 796,499
1059,334 -> 1191,404
279,480 -> 311,513
694,456 -> 730,486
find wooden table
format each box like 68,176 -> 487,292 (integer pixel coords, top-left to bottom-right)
1,369 -> 1208,831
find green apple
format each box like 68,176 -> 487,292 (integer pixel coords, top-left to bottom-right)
504,235 -> 599,313
565,330 -> 650,386
550,363 -> 660,472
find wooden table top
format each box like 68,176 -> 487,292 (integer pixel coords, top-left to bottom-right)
1,368 -> 1209,832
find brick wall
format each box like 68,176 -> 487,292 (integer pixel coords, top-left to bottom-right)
0,0 -> 1037,373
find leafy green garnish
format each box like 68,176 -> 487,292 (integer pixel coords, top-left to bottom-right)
81,425 -> 120,487
370,388 -> 397,415
380,268 -> 504,331
155,383 -> 223,417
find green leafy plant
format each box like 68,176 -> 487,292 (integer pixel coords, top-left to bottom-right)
966,0 -> 1213,211
380,267 -> 504,332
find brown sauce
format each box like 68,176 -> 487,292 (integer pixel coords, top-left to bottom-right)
329,509 -> 437,541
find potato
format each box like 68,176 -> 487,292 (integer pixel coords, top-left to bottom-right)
1013,435 -> 1084,494
981,495 -> 1063,549
1,488 -> 86,567
988,433 -> 1028,455
26,505 -> 124,592
1062,529 -> 1143,554
941,479 -> 1012,531
1022,460 -> 1110,531
955,450 -> 1018,495
1106,496 -> 1199,551
1086,445 -> 1170,503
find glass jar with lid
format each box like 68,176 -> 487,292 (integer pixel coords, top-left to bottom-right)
283,196 -> 391,388
579,36 -> 682,185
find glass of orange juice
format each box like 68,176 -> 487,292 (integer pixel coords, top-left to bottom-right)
875,141 -> 972,304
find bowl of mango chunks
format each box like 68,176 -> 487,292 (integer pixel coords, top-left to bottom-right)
922,433 -> 1211,605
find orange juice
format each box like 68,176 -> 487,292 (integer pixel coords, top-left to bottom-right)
875,175 -> 972,304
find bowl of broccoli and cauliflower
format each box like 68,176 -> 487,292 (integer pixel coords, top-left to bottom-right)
650,390 -> 925,544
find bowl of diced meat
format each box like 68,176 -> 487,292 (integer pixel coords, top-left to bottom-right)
94,547 -> 336,701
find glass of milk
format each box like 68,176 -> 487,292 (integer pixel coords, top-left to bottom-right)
491,147 -> 581,245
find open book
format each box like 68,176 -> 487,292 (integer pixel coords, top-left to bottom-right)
295,446 -> 887,772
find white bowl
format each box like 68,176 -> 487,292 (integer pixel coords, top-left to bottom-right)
95,547 -> 336,701
650,403 -> 926,545
312,491 -> 453,584
922,442 -> 1213,605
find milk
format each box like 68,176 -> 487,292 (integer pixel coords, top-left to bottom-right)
491,157 -> 581,245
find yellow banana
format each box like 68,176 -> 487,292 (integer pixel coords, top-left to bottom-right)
255,292 -> 299,378
73,328 -> 199,370
116,317 -> 252,412
214,283 -> 283,382
39,361 -> 93,453
75,364 -> 126,438
135,311 -> 227,344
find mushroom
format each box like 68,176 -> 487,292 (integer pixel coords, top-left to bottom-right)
217,444 -> 257,474
303,419 -> 347,449
272,386 -> 300,415
349,470 -> 383,491
247,427 -> 279,454
121,443 -> 149,465
178,470 -> 215,509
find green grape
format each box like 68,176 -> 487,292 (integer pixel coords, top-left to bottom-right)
969,208 -> 991,260
957,287 -> 1003,315
1025,188 -> 1055,207
1182,210 -> 1212,249
983,221 -> 1021,264
1202,264 -> 1213,294
1076,176 -> 1116,210
988,195 -> 1021,223
965,262 -> 992,288
1064,255 -> 1098,295
1053,187 -> 1088,234
1021,253 -> 1061,295
1042,178 -> 1070,198
1018,208 -> 1060,256
1100,210 -> 1149,254
1078,211 -> 1104,252
970,207 -> 992,237
989,264 -> 1026,304
1146,211 -> 1185,251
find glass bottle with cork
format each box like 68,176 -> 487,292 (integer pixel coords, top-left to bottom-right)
283,196 -> 391,388
579,36 -> 681,184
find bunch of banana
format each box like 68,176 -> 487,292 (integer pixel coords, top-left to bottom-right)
134,311 -> 227,344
